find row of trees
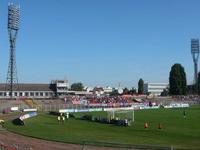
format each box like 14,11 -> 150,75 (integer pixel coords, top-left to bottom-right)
69,63 -> 195,96
122,87 -> 137,95
70,82 -> 138,95
71,82 -> 84,91
70,82 -> 142,94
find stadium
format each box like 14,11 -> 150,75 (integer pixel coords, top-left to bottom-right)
1,90 -> 200,149
0,1 -> 200,150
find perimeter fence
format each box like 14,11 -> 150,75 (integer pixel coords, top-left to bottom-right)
1,102 -> 132,113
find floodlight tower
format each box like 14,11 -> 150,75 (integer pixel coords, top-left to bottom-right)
191,39 -> 199,85
6,3 -> 20,98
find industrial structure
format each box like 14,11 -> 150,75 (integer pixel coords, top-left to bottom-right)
191,39 -> 199,85
6,3 -> 20,98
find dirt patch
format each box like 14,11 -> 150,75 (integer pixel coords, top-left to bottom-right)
0,130 -> 81,150
0,130 -> 131,150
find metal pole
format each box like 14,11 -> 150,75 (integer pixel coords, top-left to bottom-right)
6,3 -> 20,99
191,39 -> 200,94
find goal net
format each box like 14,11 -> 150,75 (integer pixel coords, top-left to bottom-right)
107,109 -> 134,123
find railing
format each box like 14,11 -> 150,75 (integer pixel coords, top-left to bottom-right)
0,103 -> 135,113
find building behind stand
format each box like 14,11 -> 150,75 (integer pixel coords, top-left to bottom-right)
0,80 -> 70,99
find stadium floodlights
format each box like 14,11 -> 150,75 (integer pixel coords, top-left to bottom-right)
8,3 -> 20,30
107,109 -> 134,123
191,39 -> 199,53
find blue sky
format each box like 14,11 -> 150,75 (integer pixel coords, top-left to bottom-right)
0,0 -> 199,88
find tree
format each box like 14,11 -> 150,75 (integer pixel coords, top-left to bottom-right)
123,87 -> 129,95
71,82 -> 84,91
169,63 -> 187,95
138,78 -> 144,94
160,89 -> 169,96
110,89 -> 119,96
129,87 -> 137,94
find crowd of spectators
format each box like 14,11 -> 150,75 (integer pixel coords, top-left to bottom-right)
89,96 -> 133,104
65,95 -> 134,106
65,94 -> 200,108
172,95 -> 200,104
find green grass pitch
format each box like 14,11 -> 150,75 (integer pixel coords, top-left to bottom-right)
5,105 -> 200,149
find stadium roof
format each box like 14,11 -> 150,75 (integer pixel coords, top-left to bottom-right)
0,83 -> 55,91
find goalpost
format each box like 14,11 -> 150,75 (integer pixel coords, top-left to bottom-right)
107,109 -> 134,123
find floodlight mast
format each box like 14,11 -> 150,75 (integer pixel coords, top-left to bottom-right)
191,39 -> 199,88
6,3 -> 20,99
